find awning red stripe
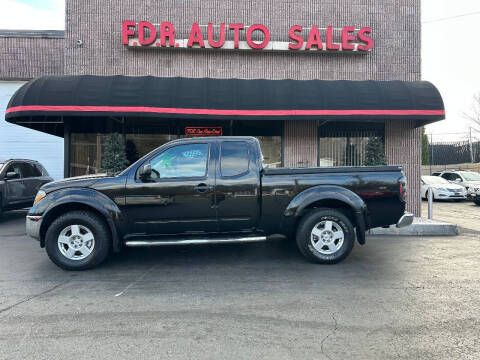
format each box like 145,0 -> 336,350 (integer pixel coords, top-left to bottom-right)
5,105 -> 446,117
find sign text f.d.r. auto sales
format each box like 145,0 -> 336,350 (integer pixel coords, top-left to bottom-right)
122,21 -> 374,53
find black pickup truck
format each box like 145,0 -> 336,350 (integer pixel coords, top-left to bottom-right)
26,136 -> 412,270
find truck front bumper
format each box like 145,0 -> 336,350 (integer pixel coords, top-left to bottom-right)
26,215 -> 42,241
396,212 -> 414,228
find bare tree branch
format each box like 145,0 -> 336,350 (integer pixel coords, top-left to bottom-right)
462,93 -> 480,127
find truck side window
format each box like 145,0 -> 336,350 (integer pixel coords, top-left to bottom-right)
20,163 -> 33,178
22,163 -> 41,178
150,143 -> 209,179
221,141 -> 249,177
5,163 -> 23,179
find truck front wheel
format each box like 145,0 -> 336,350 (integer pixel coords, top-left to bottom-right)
296,209 -> 355,264
45,210 -> 111,270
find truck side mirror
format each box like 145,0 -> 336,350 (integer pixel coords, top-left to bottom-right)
5,172 -> 19,180
138,163 -> 152,180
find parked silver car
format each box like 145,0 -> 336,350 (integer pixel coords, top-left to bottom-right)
421,175 -> 467,201
433,170 -> 480,200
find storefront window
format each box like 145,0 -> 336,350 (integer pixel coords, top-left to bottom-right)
70,133 -> 107,176
125,134 -> 179,164
256,136 -> 282,168
232,120 -> 283,168
318,122 -> 385,167
69,118 -> 284,176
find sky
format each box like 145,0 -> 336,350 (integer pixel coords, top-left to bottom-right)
422,0 -> 480,142
0,0 -> 64,30
0,0 -> 479,141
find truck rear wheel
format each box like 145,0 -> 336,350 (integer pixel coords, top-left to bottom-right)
45,210 -> 111,270
296,208 -> 355,264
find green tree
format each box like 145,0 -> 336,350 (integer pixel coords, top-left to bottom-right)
101,133 -> 129,173
422,127 -> 430,165
364,137 -> 387,166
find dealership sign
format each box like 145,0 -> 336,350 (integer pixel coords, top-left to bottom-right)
185,127 -> 223,136
122,21 -> 373,53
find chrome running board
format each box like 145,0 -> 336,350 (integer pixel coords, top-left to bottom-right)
125,236 -> 267,247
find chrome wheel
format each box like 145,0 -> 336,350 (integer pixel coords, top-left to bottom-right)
310,220 -> 344,255
57,224 -> 95,260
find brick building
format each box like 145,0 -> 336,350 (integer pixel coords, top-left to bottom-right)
1,0 -> 445,215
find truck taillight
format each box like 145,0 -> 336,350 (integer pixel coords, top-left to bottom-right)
400,182 -> 407,201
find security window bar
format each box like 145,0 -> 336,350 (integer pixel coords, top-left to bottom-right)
318,123 -> 385,167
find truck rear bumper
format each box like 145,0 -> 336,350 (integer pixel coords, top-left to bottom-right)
26,215 -> 42,241
396,212 -> 414,228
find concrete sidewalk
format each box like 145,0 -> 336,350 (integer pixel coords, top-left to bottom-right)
421,200 -> 480,234
368,217 -> 458,236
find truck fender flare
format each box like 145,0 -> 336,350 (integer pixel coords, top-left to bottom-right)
39,188 -> 124,252
284,185 -> 368,245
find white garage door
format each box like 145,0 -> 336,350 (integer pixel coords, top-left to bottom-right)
0,81 -> 63,180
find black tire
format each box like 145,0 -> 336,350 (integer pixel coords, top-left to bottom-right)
474,201 -> 480,206
45,210 -> 111,270
296,208 -> 355,264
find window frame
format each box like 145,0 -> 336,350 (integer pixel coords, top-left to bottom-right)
37,163 -> 49,177
136,142 -> 211,182
219,141 -> 251,178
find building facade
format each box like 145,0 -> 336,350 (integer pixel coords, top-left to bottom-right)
0,30 -> 64,180
2,0 -> 441,216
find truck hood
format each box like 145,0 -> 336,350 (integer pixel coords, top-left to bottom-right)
40,173 -> 112,193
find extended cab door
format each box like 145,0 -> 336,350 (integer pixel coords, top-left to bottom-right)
124,141 -> 218,236
216,140 -> 261,233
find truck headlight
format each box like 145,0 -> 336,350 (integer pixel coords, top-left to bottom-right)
34,190 -> 46,204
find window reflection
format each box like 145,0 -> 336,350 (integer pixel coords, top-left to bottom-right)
150,144 -> 209,179
221,142 -> 249,177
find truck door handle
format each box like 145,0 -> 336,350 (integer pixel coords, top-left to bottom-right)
194,183 -> 211,193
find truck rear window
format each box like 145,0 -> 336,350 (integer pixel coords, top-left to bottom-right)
220,142 -> 249,177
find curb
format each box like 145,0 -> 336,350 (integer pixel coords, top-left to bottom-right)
367,217 -> 458,236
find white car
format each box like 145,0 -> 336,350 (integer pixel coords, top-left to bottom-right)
435,170 -> 480,199
421,176 -> 467,201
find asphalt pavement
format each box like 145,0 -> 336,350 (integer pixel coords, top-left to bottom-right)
0,210 -> 479,359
